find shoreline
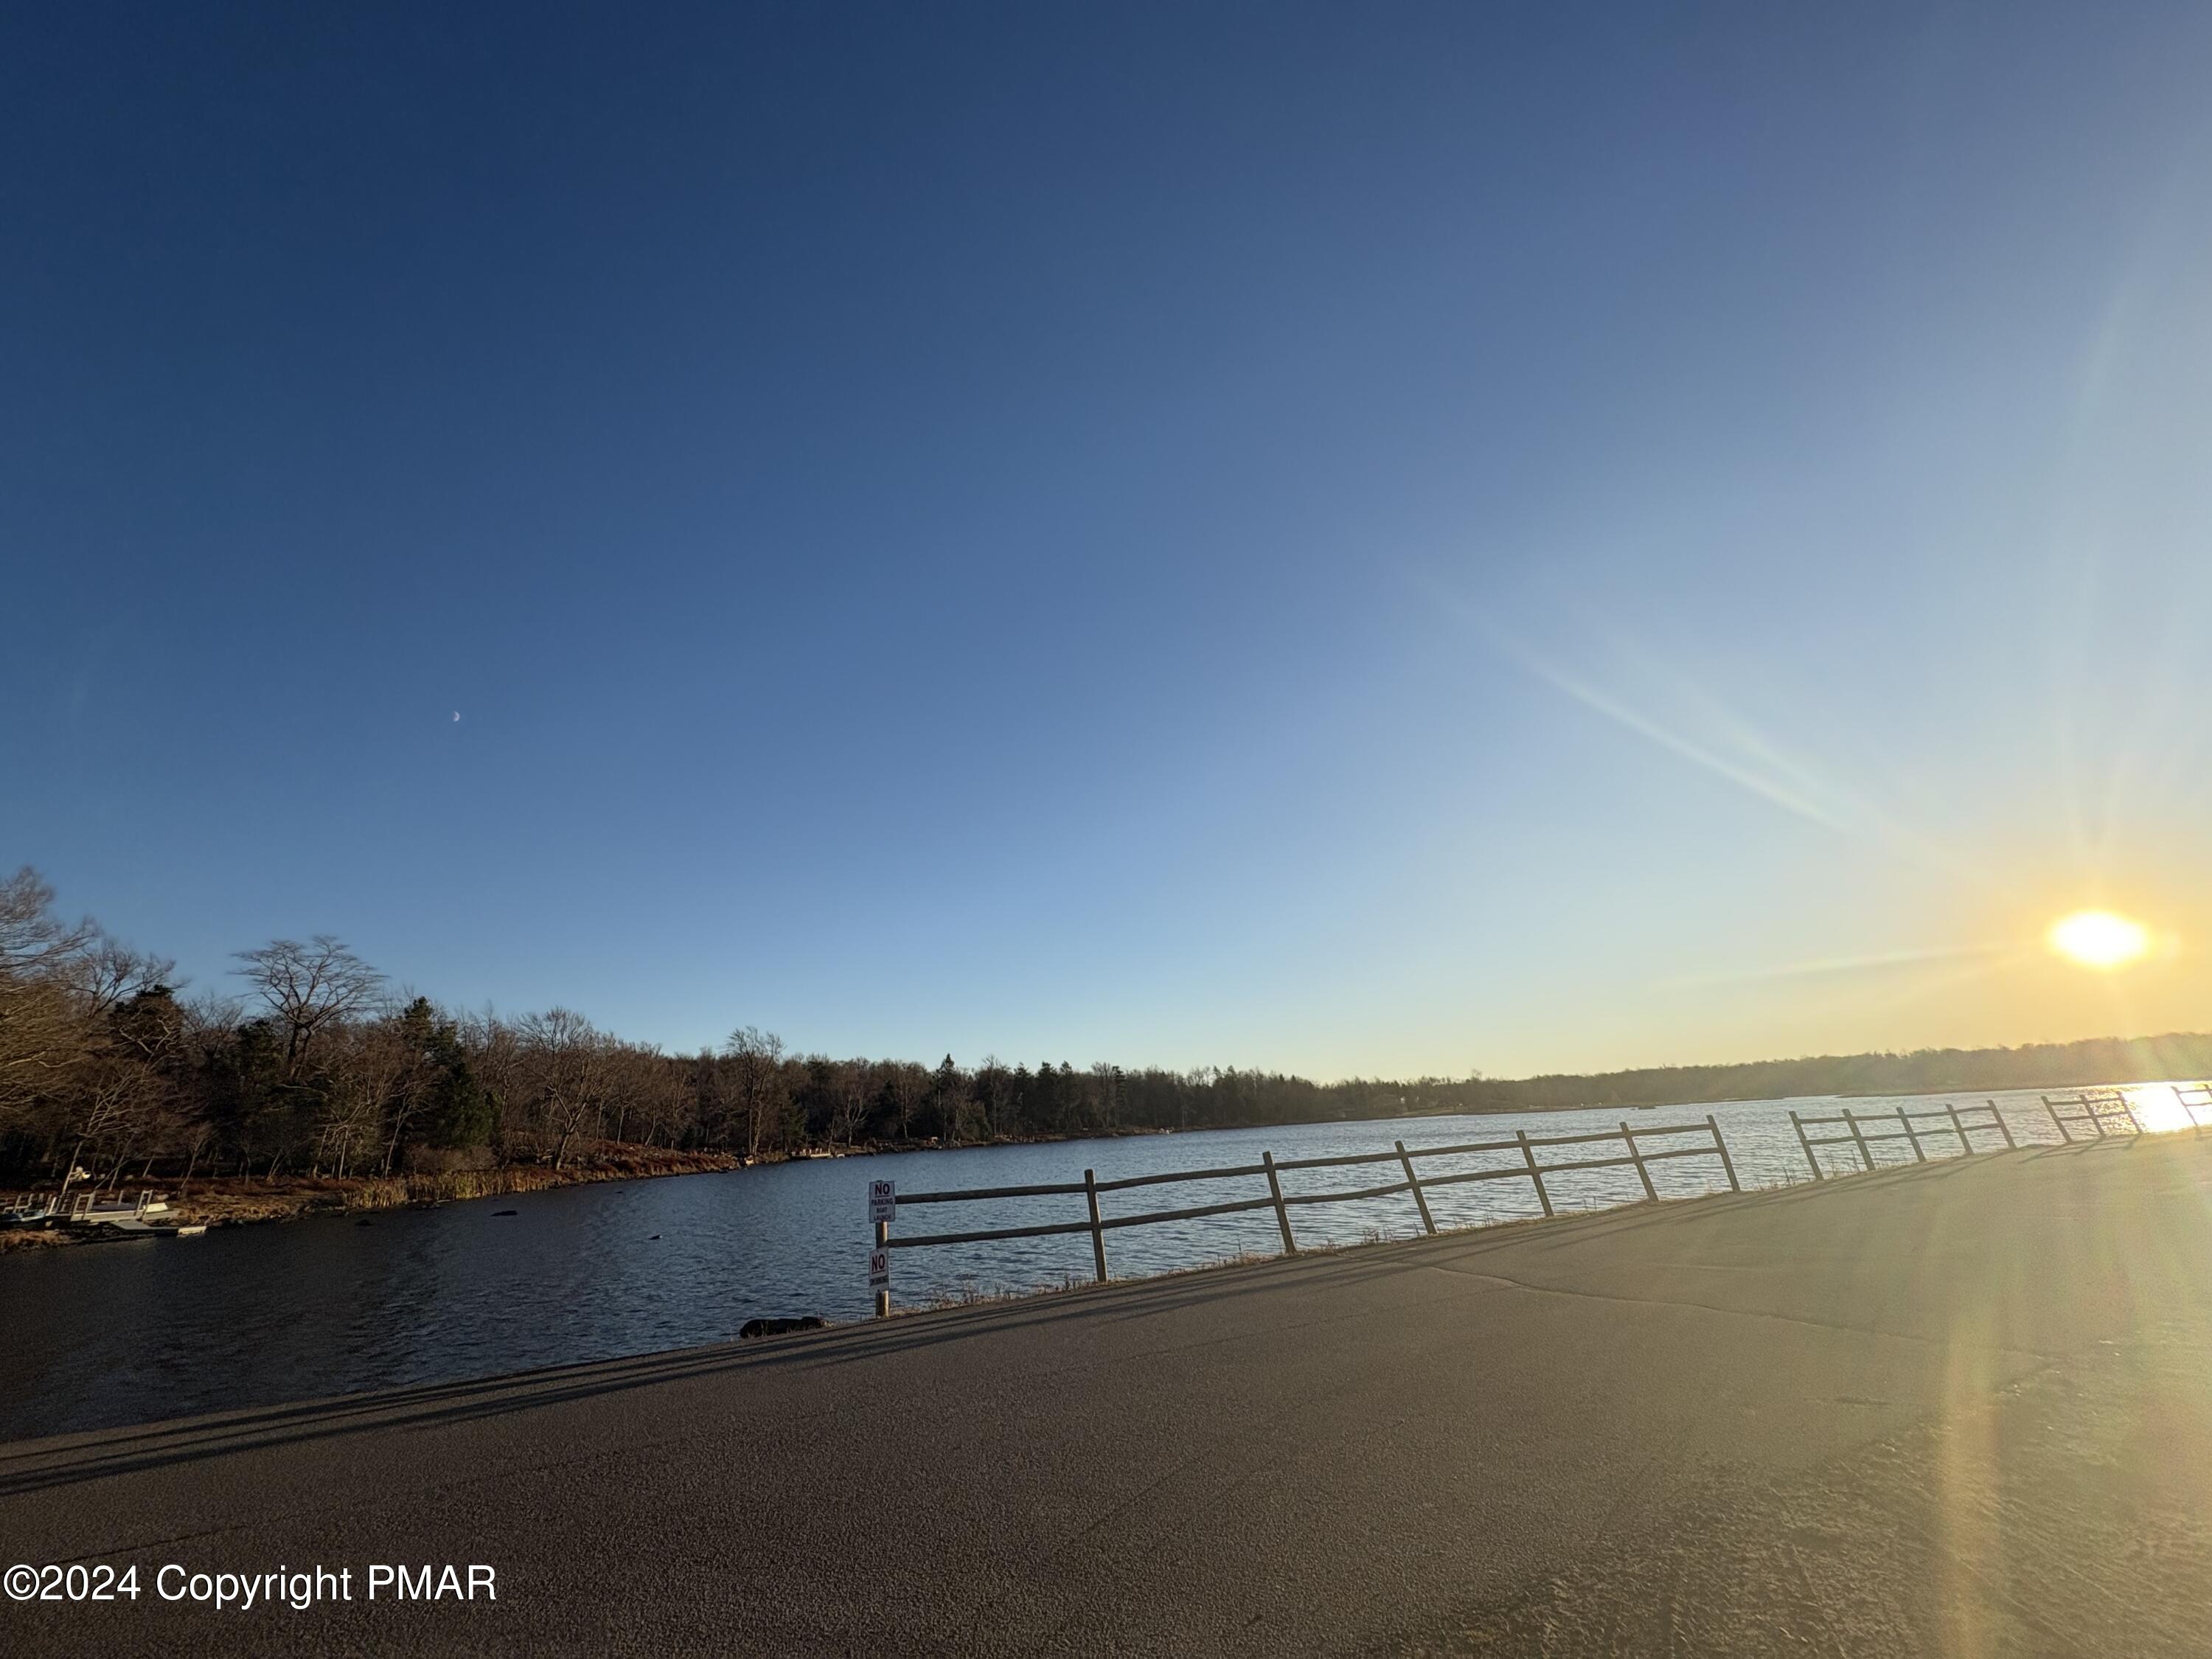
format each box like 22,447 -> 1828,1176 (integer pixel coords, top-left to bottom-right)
0,1147 -> 744,1251
0,1124 -> 1181,1251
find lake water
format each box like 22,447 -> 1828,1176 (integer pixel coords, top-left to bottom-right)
1,1082 -> 2198,1442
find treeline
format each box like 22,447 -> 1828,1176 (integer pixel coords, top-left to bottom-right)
0,867 -> 1353,1186
4,865 -> 2207,1190
1464,1034 -> 2212,1110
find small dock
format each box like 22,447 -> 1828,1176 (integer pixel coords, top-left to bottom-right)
3,1190 -> 201,1237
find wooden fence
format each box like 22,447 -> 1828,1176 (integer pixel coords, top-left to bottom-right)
2039,1090 -> 2146,1143
874,1117 -> 1739,1312
1787,1102 -> 2014,1178
869,1086 -> 2212,1312
2179,1085 -> 2212,1133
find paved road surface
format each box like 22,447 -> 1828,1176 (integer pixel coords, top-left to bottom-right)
7,1135 -> 2212,1655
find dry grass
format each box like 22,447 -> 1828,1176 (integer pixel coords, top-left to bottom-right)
18,1145 -> 748,1236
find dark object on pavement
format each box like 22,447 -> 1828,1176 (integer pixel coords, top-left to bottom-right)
493,1209 -> 518,1217
740,1316 -> 827,1340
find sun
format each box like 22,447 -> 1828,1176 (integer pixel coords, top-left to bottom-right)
2047,909 -> 2152,970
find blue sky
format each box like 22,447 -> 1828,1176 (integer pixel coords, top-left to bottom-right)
7,2 -> 2211,1077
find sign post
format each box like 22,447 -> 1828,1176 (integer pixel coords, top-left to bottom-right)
869,1181 -> 894,1318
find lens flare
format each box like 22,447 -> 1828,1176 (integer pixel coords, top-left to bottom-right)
2047,909 -> 2151,970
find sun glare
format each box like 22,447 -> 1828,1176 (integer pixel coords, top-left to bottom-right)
2047,909 -> 2152,971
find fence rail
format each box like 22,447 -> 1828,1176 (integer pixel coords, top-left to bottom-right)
879,1116 -> 1739,1311
2180,1085 -> 2212,1134
868,1085 -> 2212,1312
2039,1090 -> 2145,1143
1787,1102 -> 2014,1178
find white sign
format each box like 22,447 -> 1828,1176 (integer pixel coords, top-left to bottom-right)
867,1246 -> 891,1289
868,1180 -> 897,1224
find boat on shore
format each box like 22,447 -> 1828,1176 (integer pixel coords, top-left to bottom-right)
2,1193 -> 63,1229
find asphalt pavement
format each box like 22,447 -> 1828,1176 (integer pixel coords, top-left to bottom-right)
7,1133 -> 2212,1656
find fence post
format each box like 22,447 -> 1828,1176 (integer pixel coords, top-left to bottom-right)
1790,1110 -> 1823,1180
1515,1130 -> 1554,1217
2042,1095 -> 2073,1144
1896,1108 -> 1927,1163
1944,1101 -> 1970,1155
1262,1151 -> 1297,1256
1706,1114 -> 1741,1192
2118,1093 -> 2147,1138
1083,1169 -> 1108,1284
874,1219 -> 890,1321
1395,1141 -> 1436,1235
1986,1099 -> 2016,1150
1841,1108 -> 1874,1172
1621,1122 -> 1658,1202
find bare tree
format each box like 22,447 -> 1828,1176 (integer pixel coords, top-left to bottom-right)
883,1060 -> 926,1143
616,1044 -> 692,1149
0,866 -> 97,978
315,1020 -> 434,1178
1090,1062 -> 1122,1133
721,1026 -> 786,1161
312,1063 -> 388,1178
600,1040 -> 685,1147
460,1009 -> 526,1148
827,1059 -> 872,1147
66,936 -> 178,1018
0,869 -> 100,1130
233,936 -> 384,1073
689,1048 -> 731,1147
51,1048 -> 168,1198
515,1008 -> 611,1169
